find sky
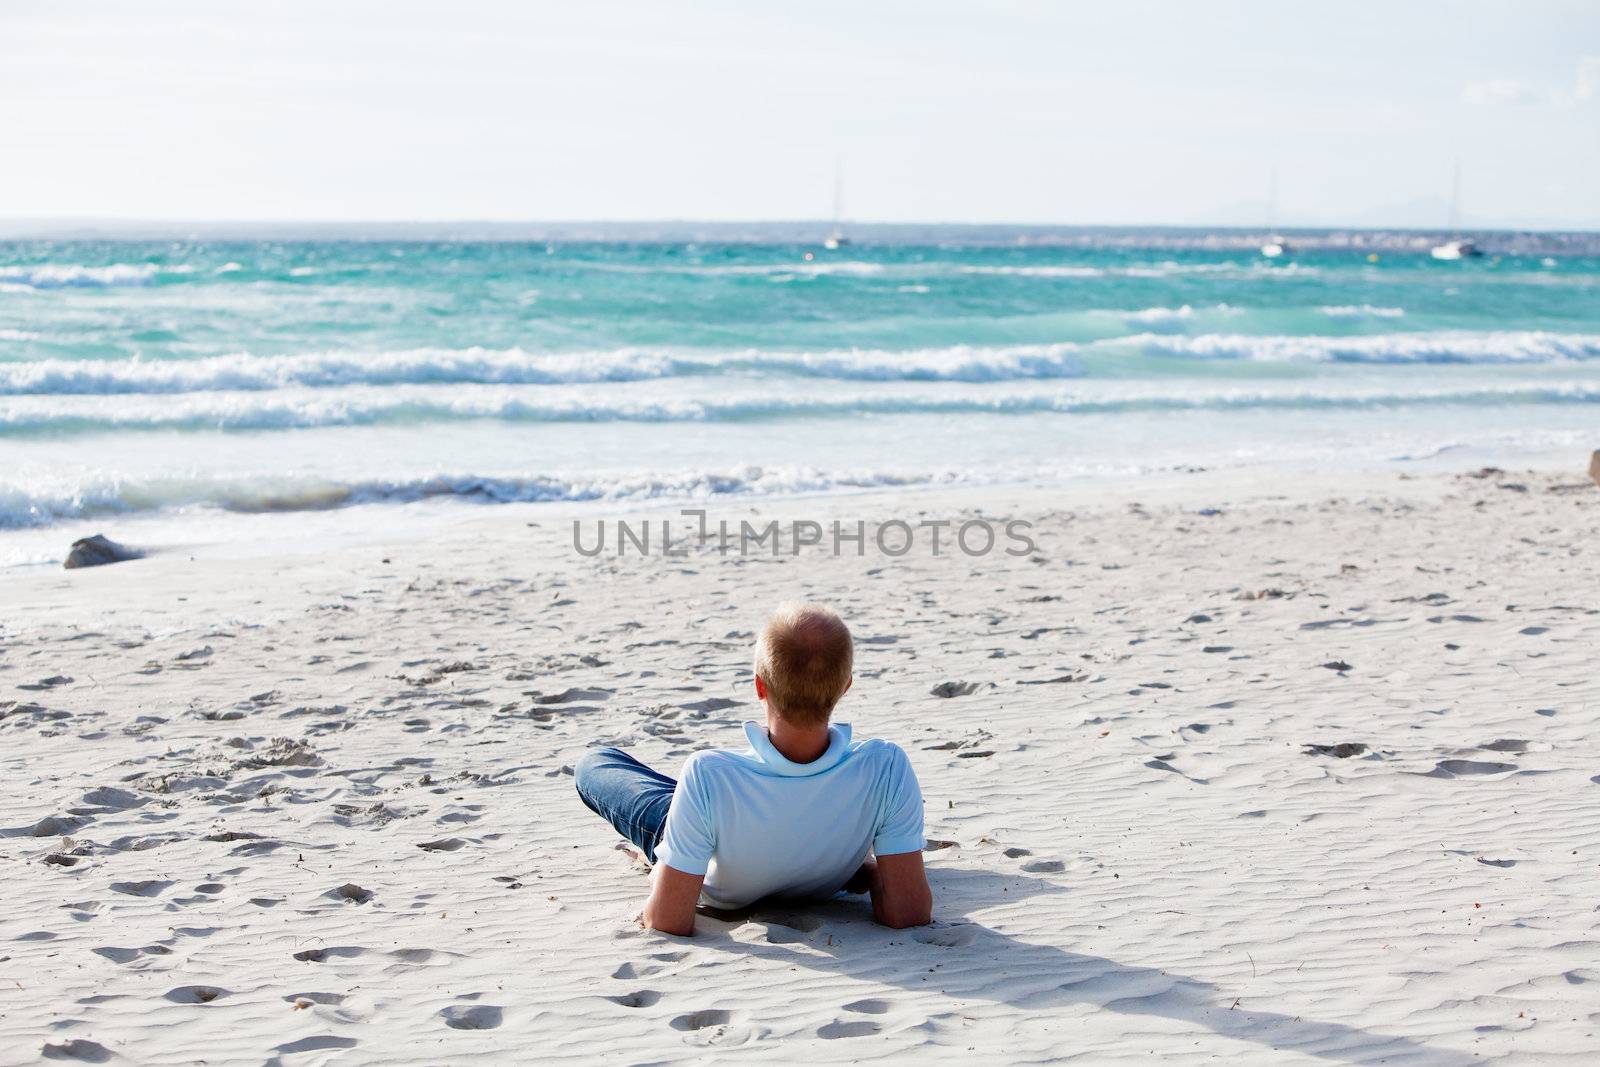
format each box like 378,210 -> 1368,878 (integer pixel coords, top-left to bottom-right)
2,0 -> 1597,229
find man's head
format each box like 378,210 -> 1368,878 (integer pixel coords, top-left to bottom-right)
753,602 -> 854,728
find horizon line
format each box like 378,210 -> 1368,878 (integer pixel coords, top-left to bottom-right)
1,216 -> 1597,237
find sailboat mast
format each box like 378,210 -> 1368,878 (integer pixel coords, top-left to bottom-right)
1448,159 -> 1461,234
1266,166 -> 1278,232
832,159 -> 845,228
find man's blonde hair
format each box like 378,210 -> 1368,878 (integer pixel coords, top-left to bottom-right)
753,602 -> 853,727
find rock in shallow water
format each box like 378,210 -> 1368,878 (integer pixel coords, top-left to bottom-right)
64,533 -> 143,569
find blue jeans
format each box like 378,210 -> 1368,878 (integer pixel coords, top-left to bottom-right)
574,747 -> 676,863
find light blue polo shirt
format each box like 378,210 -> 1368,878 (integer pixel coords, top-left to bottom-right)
653,721 -> 926,909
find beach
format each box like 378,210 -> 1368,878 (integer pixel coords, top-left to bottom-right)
5,461 -> 1597,1064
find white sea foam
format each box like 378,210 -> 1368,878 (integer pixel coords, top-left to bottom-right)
1123,330 -> 1600,363
0,465 -> 967,528
16,328 -> 1587,397
1120,304 -> 1195,324
0,263 -> 161,289
958,262 -> 1316,280
0,344 -> 1090,395
959,265 -> 1107,278
4,379 -> 1598,437
590,260 -> 888,278
1319,304 -> 1406,319
1113,304 -> 1242,329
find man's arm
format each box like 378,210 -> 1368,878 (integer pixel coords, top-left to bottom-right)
867,851 -> 932,929
641,863 -> 704,936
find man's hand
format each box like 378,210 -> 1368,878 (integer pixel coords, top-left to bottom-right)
641,863 -> 704,936
866,851 -> 933,929
843,857 -> 876,895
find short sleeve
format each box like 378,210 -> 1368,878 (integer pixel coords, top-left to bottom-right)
872,744 -> 925,856
652,755 -> 717,875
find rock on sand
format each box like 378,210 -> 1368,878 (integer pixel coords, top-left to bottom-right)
64,534 -> 143,570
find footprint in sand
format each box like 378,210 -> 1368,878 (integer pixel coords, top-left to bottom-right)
761,913 -> 823,944
327,883 -> 374,904
440,1004 -> 503,1030
18,675 -> 74,691
274,1036 -> 357,1054
1478,739 -> 1533,753
605,989 -> 663,1008
82,787 -> 146,811
679,697 -> 742,714
20,814 -> 92,837
1021,859 -> 1065,873
293,945 -> 365,963
612,951 -> 687,980
163,985 -> 228,1004
1424,759 -> 1518,778
670,1009 -> 732,1032
94,945 -> 171,965
1003,847 -> 1031,858
818,1019 -> 881,1039
1304,743 -> 1367,759
41,1039 -> 111,1062
844,998 -> 892,1014
913,924 -> 978,948
417,838 -> 466,852
389,947 -> 456,965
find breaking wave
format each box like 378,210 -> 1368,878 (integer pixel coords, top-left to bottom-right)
0,263 -> 162,289
0,466 -> 966,529
8,329 -> 1598,397
1125,330 -> 1600,363
4,380 -> 1598,436
0,345 -> 1089,394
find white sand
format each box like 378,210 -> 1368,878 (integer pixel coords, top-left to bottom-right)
3,465 -> 1598,1064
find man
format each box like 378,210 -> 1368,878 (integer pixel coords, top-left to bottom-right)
574,602 -> 933,935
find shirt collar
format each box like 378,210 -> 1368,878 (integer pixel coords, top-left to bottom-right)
742,720 -> 853,777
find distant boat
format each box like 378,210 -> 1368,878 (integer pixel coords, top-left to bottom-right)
1260,167 -> 1289,258
823,160 -> 850,250
1430,160 -> 1482,260
1430,239 -> 1480,261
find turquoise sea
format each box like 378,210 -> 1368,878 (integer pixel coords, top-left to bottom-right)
3,227 -> 1598,564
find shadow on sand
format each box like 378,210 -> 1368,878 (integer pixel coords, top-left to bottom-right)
694,867 -> 1465,1065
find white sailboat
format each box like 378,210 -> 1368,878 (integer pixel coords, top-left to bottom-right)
1260,166 -> 1289,258
1431,160 -> 1481,260
823,160 -> 849,250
